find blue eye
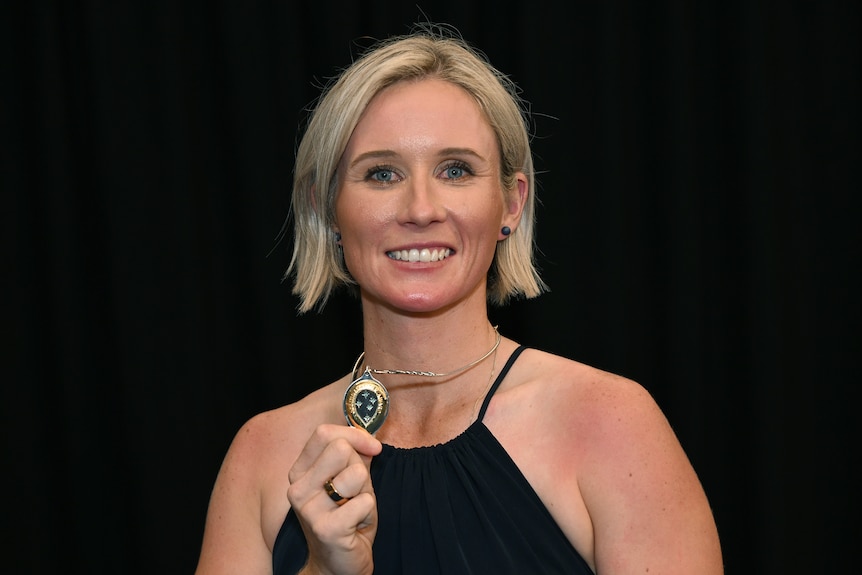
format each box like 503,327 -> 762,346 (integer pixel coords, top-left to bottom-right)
371,169 -> 394,182
367,166 -> 397,182
442,161 -> 471,180
445,166 -> 464,179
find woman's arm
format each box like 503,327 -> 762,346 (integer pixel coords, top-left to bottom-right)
578,377 -> 723,574
195,414 -> 278,575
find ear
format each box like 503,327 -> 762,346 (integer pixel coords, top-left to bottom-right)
499,172 -> 528,238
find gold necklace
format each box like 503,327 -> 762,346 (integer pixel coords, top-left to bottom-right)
343,326 -> 501,434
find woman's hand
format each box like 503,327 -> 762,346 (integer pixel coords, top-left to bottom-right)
287,424 -> 383,575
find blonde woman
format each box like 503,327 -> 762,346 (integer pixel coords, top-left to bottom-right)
195,25 -> 723,575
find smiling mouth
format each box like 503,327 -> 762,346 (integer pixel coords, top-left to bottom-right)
386,248 -> 453,262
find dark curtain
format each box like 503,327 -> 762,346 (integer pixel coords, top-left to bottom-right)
3,1 -> 858,573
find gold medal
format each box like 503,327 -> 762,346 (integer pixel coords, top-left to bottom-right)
343,326 -> 500,435
343,369 -> 389,434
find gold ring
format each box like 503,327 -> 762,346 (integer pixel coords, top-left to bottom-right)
324,477 -> 349,505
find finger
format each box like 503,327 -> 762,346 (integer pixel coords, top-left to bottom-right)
290,471 -> 379,546
328,491 -> 378,533
315,467 -> 379,531
289,424 -> 382,481
303,491 -> 379,549
324,477 -> 350,505
287,426 -> 381,514
324,461 -> 373,504
293,434 -> 366,488
288,443 -> 371,511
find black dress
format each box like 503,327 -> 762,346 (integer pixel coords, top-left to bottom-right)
272,346 -> 594,574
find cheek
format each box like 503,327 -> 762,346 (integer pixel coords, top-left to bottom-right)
334,191 -> 361,233
335,199 -> 390,264
338,204 -> 386,239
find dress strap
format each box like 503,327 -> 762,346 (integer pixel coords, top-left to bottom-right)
476,345 -> 527,422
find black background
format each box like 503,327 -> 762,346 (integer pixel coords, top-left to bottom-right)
3,1 -> 859,573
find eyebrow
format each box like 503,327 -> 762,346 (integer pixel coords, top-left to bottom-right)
439,147 -> 487,162
348,150 -> 398,168
347,147 -> 487,169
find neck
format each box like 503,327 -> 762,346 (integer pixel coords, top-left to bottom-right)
356,313 -> 503,447
356,326 -> 500,379
359,307 -> 497,384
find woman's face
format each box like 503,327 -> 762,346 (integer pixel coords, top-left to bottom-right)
334,78 -> 525,315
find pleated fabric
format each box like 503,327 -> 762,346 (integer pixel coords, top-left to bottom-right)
273,347 -> 593,574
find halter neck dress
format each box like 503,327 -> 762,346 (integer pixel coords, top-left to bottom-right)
272,346 -> 594,574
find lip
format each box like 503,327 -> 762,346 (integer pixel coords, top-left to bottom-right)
386,240 -> 455,251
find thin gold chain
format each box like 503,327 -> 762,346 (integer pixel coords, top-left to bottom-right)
351,326 -> 500,379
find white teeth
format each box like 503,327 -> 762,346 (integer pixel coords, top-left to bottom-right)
387,248 -> 452,262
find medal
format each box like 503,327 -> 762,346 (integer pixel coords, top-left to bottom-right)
343,326 -> 501,435
343,369 -> 389,434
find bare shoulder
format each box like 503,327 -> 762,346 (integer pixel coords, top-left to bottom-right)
229,382 -> 344,470
195,380 -> 347,573
514,349 -> 690,480
551,350 -> 666,436
500,347 -> 658,435
494,347 -> 669,480
232,381 -> 348,536
490,347 -> 723,573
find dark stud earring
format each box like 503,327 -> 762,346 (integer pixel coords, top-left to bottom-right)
334,232 -> 342,242
501,226 -> 511,236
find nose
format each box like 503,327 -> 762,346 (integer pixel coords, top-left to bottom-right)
398,176 -> 446,227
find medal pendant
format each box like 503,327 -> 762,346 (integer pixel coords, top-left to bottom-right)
343,369 -> 389,434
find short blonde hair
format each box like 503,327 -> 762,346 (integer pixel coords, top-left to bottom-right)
287,25 -> 546,313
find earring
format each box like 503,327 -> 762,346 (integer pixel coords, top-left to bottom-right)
501,226 -> 511,236
334,232 -> 342,242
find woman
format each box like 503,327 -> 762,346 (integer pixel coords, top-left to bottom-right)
195,26 -> 723,574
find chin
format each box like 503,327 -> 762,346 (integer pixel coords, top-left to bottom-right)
384,291 -> 459,314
